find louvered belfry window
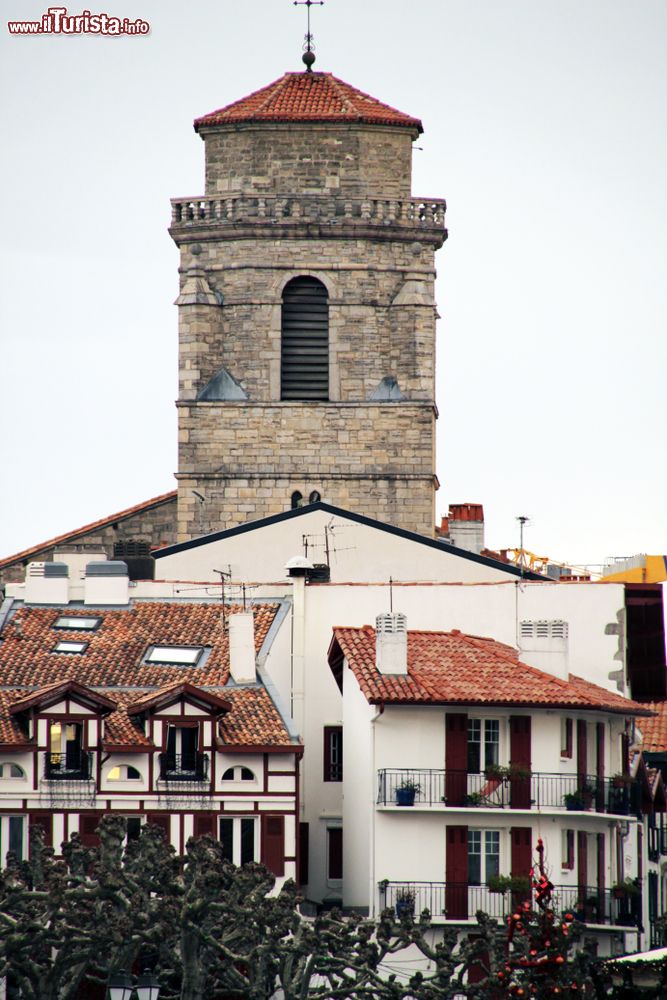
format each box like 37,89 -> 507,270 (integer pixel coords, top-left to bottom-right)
281,277 -> 329,400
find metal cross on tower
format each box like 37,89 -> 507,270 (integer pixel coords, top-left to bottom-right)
293,0 -> 324,71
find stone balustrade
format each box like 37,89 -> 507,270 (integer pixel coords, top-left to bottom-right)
170,194 -> 446,231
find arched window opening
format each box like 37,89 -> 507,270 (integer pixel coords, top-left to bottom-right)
222,766 -> 256,782
281,277 -> 329,400
291,491 -> 303,509
0,763 -> 25,779
108,765 -> 142,781
309,490 -> 322,504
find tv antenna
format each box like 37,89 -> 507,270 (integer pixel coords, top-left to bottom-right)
213,567 -> 232,632
516,516 -> 530,577
293,0 -> 324,71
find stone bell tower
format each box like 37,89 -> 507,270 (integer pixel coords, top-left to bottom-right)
170,68 -> 447,542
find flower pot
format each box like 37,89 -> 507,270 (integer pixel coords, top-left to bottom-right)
395,900 -> 414,918
396,788 -> 416,806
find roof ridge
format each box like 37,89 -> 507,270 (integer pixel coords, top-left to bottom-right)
253,71 -> 292,115
0,489 -> 177,569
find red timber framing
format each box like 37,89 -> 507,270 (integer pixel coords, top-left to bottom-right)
261,815 -> 285,876
445,713 -> 467,806
509,716 -> 531,809
577,719 -> 588,790
445,825 -> 468,919
577,830 -> 588,902
595,722 -> 606,810
596,832 -> 606,915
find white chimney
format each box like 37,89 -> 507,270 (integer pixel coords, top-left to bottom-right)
24,562 -> 69,604
229,612 -> 256,683
375,613 -> 408,675
84,561 -> 129,605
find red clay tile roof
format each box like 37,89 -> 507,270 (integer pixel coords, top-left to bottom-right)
639,700 -> 667,751
0,603 -> 295,750
9,680 -> 117,717
0,490 -> 177,570
126,682 -> 231,717
195,72 -> 422,132
330,626 -> 654,716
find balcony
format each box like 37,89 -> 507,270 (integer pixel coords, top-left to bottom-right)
44,751 -> 92,781
158,752 -> 209,782
379,881 -> 641,929
377,768 -> 633,814
648,825 -> 667,862
170,195 -> 447,241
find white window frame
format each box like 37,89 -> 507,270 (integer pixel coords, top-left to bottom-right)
107,764 -> 143,781
467,828 -> 501,886
0,762 -> 26,780
467,717 -> 502,773
0,814 -> 26,860
218,815 -> 259,866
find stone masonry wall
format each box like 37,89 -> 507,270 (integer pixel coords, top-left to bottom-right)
177,235 -> 437,404
201,124 -> 415,200
176,402 -> 435,539
0,497 -> 178,586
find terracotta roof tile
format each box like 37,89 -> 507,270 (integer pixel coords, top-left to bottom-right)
331,626 -> 653,716
195,72 -> 422,132
0,603 -> 294,749
0,490 -> 176,569
639,699 -> 667,751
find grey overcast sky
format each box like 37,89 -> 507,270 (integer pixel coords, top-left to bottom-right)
1,0 -> 665,569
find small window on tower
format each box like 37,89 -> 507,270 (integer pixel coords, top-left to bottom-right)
291,491 -> 304,510
281,276 -> 329,401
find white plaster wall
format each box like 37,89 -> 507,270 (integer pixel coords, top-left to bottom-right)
342,660 -> 375,909
155,509 -> 521,584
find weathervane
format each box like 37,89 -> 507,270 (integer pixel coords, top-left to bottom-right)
293,0 -> 324,71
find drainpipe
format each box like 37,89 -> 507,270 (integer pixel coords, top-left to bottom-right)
370,701 -> 385,917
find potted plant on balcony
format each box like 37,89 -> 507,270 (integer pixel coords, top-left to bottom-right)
487,874 -> 531,895
611,877 -> 640,900
395,779 -> 421,806
611,772 -> 632,789
395,888 -> 415,918
564,790 -> 584,811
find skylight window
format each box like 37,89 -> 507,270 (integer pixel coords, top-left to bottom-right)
53,615 -> 101,632
53,640 -> 88,655
145,645 -> 205,666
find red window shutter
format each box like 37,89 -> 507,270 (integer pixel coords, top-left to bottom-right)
261,815 -> 285,877
562,718 -> 573,758
596,722 -> 606,811
147,813 -> 171,841
445,825 -> 468,919
509,716 -> 531,809
299,822 -> 309,887
327,827 -> 342,880
577,720 -> 588,786
596,832 -> 606,917
29,813 -> 53,848
511,826 -> 532,906
466,935 -> 488,985
445,713 -> 468,806
79,812 -> 102,847
193,812 -> 216,839
564,829 -> 575,870
577,831 -> 588,898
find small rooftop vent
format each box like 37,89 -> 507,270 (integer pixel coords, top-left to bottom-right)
375,612 -> 408,675
25,562 -> 69,605
84,561 -> 129,606
285,555 -> 314,578
113,541 -> 155,581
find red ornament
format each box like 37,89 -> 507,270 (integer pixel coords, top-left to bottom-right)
555,955 -> 565,964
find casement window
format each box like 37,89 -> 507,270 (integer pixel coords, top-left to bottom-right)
47,721 -> 87,778
327,826 -> 343,882
281,276 -> 329,401
562,829 -> 575,870
323,726 -> 343,781
467,830 -> 500,886
0,815 -> 25,860
220,816 -> 257,867
561,718 -> 573,758
221,766 -> 255,781
467,719 -> 499,773
165,725 -> 199,774
0,763 -> 25,779
107,765 -> 142,781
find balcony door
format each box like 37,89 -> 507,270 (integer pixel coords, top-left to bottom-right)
166,724 -> 198,773
49,721 -> 83,775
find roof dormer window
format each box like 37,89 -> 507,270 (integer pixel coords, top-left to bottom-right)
144,645 -> 206,667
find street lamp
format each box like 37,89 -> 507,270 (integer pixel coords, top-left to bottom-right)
109,970 -> 161,1000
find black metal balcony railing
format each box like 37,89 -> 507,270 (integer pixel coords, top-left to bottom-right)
379,881 -> 641,928
377,768 -> 633,814
44,751 -> 93,780
158,752 -> 209,782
